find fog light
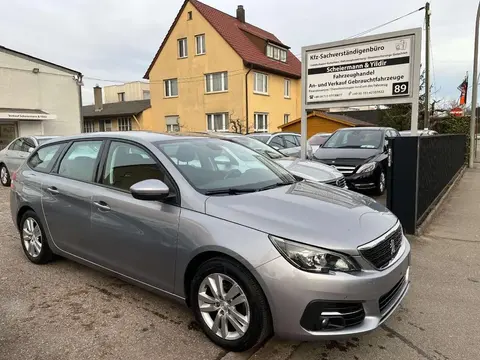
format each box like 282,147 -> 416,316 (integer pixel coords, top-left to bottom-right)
320,317 -> 329,328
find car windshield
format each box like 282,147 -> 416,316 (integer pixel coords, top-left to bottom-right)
247,134 -> 270,143
308,134 -> 330,146
322,130 -> 383,149
155,139 -> 296,195
229,136 -> 285,160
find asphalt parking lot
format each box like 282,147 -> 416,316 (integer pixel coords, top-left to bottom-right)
0,185 -> 477,360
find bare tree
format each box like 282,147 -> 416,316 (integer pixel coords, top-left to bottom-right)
229,111 -> 253,134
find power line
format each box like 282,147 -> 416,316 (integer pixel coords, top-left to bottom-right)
345,6 -> 425,39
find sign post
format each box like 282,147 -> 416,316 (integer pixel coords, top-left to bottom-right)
300,28 -> 422,159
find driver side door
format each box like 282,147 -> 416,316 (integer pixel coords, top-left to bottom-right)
88,140 -> 181,292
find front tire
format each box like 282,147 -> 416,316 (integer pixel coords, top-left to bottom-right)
0,164 -> 10,187
20,211 -> 53,264
190,257 -> 272,352
374,168 -> 386,196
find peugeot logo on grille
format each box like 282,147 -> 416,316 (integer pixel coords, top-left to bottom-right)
390,238 -> 396,255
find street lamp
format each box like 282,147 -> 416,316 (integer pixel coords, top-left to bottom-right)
469,1 -> 480,168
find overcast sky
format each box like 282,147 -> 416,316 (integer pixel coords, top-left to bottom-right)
0,0 -> 474,106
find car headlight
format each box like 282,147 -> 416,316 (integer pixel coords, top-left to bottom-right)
269,235 -> 358,273
356,162 -> 376,173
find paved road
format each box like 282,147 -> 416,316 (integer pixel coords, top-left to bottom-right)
0,184 -> 476,360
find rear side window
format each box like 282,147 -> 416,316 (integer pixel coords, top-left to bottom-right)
28,144 -> 62,172
9,139 -> 23,151
58,141 -> 102,182
269,136 -> 284,148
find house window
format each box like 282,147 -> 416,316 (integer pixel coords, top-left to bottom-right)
195,34 -> 206,55
205,72 -> 228,93
143,90 -> 151,100
206,113 -> 229,132
105,119 -> 112,131
84,120 -> 94,133
118,92 -> 125,102
178,38 -> 188,58
284,114 -> 290,124
266,44 -> 287,63
166,116 -> 180,132
187,11 -> 193,20
284,79 -> 291,98
164,79 -> 178,97
253,72 -> 268,95
118,117 -> 132,131
254,113 -> 268,132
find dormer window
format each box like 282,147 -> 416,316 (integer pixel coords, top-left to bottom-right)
266,44 -> 287,62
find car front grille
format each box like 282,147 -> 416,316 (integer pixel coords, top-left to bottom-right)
359,225 -> 403,269
379,276 -> 406,313
332,165 -> 356,175
300,302 -> 365,331
325,176 -> 346,188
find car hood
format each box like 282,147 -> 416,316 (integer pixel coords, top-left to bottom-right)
273,158 -> 342,182
314,148 -> 380,166
205,181 -> 398,253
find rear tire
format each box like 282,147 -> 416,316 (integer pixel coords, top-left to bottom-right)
20,211 -> 53,264
0,164 -> 10,187
190,257 -> 272,352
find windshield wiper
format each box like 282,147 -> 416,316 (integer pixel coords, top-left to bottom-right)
204,188 -> 258,196
256,181 -> 296,192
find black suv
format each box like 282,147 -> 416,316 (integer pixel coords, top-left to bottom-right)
312,127 -> 400,195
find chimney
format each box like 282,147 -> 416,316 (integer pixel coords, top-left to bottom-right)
94,85 -> 103,112
236,5 -> 245,23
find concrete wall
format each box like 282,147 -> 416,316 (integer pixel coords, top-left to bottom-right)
0,49 -> 81,136
104,82 -> 150,103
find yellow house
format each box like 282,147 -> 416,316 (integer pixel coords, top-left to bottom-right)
144,0 -> 301,133
82,86 -> 154,132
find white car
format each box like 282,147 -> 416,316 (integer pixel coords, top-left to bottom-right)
0,135 -> 58,186
246,132 -> 314,159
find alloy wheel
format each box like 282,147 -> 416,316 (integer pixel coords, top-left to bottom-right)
379,172 -> 386,193
0,167 -> 8,185
23,217 -> 42,258
198,273 -> 250,340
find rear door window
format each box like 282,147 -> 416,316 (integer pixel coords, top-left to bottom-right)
9,139 -> 23,151
58,141 -> 103,182
28,144 -> 63,172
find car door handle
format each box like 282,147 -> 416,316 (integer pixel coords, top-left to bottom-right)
47,186 -> 59,195
94,201 -> 111,211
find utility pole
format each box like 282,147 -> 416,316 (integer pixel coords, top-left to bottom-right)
424,2 -> 431,129
470,1 -> 480,168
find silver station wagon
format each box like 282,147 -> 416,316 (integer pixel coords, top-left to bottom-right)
10,132 -> 411,352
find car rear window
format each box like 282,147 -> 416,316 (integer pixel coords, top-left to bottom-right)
28,144 -> 62,172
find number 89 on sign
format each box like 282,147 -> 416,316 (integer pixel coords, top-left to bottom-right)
392,82 -> 409,96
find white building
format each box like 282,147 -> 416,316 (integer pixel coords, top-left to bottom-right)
0,45 -> 83,149
103,81 -> 150,104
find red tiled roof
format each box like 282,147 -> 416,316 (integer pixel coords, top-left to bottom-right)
144,0 -> 301,79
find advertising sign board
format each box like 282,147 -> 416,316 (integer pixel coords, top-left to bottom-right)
300,28 -> 422,158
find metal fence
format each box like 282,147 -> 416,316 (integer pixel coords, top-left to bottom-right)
386,134 -> 466,234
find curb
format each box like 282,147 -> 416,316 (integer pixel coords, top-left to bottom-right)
416,165 -> 467,236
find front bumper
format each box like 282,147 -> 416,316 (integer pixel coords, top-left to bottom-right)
256,237 -> 411,340
346,170 -> 376,190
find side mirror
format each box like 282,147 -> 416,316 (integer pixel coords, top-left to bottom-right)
130,179 -> 170,201
28,147 -> 35,153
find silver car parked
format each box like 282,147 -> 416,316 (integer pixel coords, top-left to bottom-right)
10,132 -> 410,352
0,135 -> 58,186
